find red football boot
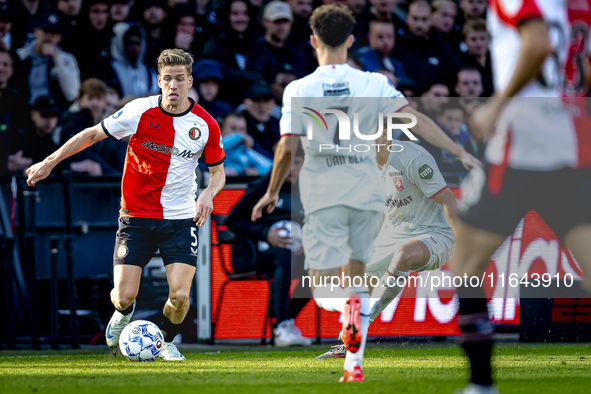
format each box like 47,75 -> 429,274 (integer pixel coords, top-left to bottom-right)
339,365 -> 364,382
341,293 -> 362,353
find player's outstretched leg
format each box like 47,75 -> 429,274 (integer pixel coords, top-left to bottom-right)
106,265 -> 142,348
340,287 -> 370,382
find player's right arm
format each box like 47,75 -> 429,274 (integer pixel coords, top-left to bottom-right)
26,124 -> 107,186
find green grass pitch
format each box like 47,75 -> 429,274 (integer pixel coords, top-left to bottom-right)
1,343 -> 590,394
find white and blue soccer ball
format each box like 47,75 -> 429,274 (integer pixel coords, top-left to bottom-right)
119,320 -> 164,361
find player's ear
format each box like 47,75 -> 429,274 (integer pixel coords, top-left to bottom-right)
346,35 -> 354,49
188,75 -> 193,89
157,74 -> 163,89
310,34 -> 318,49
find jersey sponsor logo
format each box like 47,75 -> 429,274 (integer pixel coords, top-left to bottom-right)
150,121 -> 160,129
189,127 -> 201,140
142,140 -> 199,159
322,82 -> 351,96
389,171 -> 403,177
419,164 -> 434,180
394,177 -> 404,191
113,109 -> 123,119
385,194 -> 413,208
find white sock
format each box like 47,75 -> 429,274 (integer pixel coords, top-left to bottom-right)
313,285 -> 346,313
369,270 -> 408,323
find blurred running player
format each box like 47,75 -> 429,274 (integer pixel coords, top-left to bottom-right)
316,128 -> 459,359
25,49 -> 226,361
251,4 -> 479,382
450,1 -> 591,393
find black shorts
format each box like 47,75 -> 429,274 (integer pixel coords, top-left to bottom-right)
459,165 -> 591,240
113,217 -> 199,268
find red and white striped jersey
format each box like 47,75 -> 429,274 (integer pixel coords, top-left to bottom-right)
102,95 -> 225,219
485,0 -> 591,170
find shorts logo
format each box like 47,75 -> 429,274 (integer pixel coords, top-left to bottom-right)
419,164 -> 434,180
117,244 -> 129,259
394,177 -> 404,191
189,127 -> 201,140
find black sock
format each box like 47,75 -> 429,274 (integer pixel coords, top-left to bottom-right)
457,285 -> 494,386
117,304 -> 134,316
462,340 -> 494,386
161,316 -> 182,342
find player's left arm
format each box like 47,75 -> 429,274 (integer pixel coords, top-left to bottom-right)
403,105 -> 481,170
195,163 -> 226,227
432,188 -> 459,237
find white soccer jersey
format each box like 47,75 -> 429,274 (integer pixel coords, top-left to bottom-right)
486,0 -> 591,171
375,141 -> 454,244
102,95 -> 225,219
280,64 -> 409,214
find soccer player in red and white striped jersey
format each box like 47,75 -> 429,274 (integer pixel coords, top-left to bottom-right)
26,49 -> 226,360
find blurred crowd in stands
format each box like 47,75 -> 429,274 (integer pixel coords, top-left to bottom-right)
0,0 -> 490,178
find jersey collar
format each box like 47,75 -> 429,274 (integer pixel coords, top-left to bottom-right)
158,96 -> 195,117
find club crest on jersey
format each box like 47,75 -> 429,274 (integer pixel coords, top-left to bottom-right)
189,127 -> 201,140
394,177 -> 404,191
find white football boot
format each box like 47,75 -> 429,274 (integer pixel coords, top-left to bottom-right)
105,302 -> 135,348
315,344 -> 347,359
274,320 -> 313,346
454,383 -> 499,394
159,342 -> 186,361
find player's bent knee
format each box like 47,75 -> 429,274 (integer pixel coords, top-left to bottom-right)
169,290 -> 190,308
112,292 -> 136,310
391,250 -> 415,272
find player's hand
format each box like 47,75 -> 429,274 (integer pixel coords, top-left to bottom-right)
26,158 -> 56,186
39,43 -> 58,58
194,191 -> 213,227
469,98 -> 508,142
251,192 -> 279,222
459,150 -> 482,171
267,227 -> 291,248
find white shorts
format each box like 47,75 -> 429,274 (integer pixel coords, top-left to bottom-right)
303,206 -> 382,270
365,233 -> 454,278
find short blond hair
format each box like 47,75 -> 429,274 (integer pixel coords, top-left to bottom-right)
157,49 -> 194,76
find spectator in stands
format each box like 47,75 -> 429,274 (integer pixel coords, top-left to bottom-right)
271,71 -> 295,114
396,76 -> 420,99
0,10 -> 12,49
220,112 -> 273,176
60,78 -> 124,174
8,0 -> 54,49
0,47 -> 30,173
61,0 -> 115,83
110,22 -> 158,98
451,0 -> 487,46
354,19 -> 405,79
418,82 -> 449,119
240,80 -> 280,160
247,1 -> 303,83
459,19 -> 493,96
16,13 -> 80,107
165,3 -> 215,57
196,0 -> 217,25
192,59 -> 233,124
202,0 -> 261,107
431,0 -> 457,46
225,143 -> 312,346
351,0 -> 400,50
286,0 -> 313,50
104,86 -> 120,116
56,0 -> 82,37
110,0 -> 131,23
394,0 -> 460,91
436,101 -> 477,172
455,66 -> 483,99
140,0 -> 169,70
347,0 -> 369,17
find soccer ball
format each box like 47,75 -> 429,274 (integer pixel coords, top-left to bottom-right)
119,320 -> 164,361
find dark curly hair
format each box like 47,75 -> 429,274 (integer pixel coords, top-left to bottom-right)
309,5 -> 356,48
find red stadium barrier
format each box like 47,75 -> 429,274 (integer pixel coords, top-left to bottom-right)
211,188 -> 584,339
